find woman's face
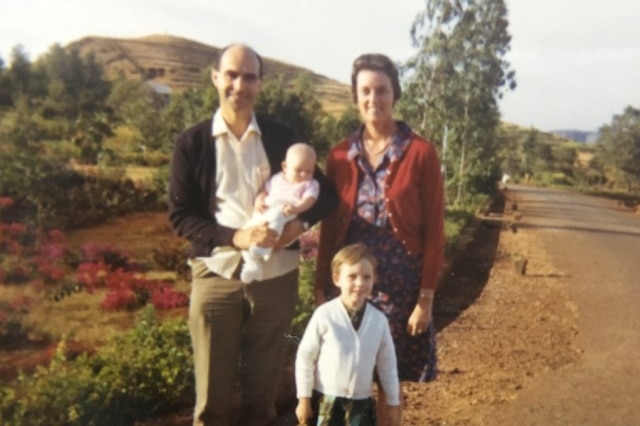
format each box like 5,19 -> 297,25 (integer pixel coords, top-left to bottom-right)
355,69 -> 395,126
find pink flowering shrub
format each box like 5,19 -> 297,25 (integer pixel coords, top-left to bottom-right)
299,228 -> 319,260
0,213 -> 188,312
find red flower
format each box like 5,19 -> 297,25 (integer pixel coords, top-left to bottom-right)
6,240 -> 23,255
47,229 -> 67,244
41,244 -> 66,260
0,197 -> 14,208
7,223 -> 26,236
101,288 -> 139,311
10,295 -> 31,312
150,285 -> 189,309
76,261 -> 109,292
29,279 -> 45,290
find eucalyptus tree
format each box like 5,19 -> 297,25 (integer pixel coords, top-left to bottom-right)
398,0 -> 516,202
596,106 -> 640,191
36,45 -> 110,122
6,45 -> 33,103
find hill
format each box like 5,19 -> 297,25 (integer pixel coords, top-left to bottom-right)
68,34 -> 351,115
500,122 -> 581,145
549,129 -> 599,144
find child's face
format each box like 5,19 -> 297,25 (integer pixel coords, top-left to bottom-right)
333,258 -> 375,310
282,152 -> 315,184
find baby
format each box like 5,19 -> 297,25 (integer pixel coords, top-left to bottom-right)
240,142 -> 319,283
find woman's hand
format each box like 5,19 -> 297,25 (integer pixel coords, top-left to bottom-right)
295,398 -> 313,425
387,404 -> 401,426
406,295 -> 433,336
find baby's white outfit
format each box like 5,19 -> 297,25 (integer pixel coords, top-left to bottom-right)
240,171 -> 319,283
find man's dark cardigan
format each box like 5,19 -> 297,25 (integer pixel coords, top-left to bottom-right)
169,116 -> 337,258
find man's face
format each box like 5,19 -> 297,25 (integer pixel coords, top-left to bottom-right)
212,46 -> 262,115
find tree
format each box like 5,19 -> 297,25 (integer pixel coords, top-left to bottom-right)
0,56 -> 11,106
37,45 -> 111,123
255,75 -> 329,157
597,106 -> 640,191
159,86 -> 218,151
398,0 -> 516,202
521,127 -> 537,177
106,75 -> 165,150
7,45 -> 32,102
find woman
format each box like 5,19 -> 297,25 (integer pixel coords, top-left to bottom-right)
315,53 -> 445,423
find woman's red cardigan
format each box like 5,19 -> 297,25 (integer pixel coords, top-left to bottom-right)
316,133 -> 446,295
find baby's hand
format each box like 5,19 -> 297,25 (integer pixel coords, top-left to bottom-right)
282,204 -> 296,216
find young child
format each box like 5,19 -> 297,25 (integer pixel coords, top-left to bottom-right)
240,142 -> 319,283
295,243 -> 401,426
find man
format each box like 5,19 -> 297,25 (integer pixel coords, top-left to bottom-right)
168,44 -> 337,426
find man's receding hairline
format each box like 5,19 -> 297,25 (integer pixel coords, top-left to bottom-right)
216,43 -> 263,77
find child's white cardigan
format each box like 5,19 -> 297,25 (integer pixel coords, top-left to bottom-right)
295,298 -> 400,406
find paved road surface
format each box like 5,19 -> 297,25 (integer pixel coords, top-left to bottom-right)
495,185 -> 640,426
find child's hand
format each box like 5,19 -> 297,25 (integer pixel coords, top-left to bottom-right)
387,404 -> 401,426
295,398 -> 313,425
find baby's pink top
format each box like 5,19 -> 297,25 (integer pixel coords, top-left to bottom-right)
264,171 -> 319,207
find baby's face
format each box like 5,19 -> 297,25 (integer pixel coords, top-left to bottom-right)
283,152 -> 315,184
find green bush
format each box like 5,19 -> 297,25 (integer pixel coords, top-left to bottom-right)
537,171 -> 574,187
0,151 -> 164,230
0,306 -> 193,426
290,258 -> 316,341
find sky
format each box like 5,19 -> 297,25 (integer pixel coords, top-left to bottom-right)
1,0 -> 639,132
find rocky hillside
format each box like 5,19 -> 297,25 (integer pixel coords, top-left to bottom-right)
68,34 -> 351,114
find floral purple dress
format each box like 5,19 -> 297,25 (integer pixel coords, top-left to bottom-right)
339,122 -> 438,382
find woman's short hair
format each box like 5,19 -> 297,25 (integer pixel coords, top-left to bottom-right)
351,53 -> 402,103
331,243 -> 378,278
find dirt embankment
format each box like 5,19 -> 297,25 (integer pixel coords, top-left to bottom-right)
400,191 -> 582,425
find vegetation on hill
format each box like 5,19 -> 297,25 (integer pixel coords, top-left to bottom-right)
67,34 -> 352,115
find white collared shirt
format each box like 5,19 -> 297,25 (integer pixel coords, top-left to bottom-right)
197,110 -> 299,280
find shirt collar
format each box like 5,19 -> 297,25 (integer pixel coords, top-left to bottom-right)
211,110 -> 261,139
346,120 -> 413,161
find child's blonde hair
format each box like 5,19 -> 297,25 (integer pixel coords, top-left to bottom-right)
330,243 -> 378,277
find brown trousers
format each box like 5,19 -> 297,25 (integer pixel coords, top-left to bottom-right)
189,259 -> 298,426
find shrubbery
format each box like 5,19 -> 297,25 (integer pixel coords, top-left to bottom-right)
0,307 -> 193,426
0,151 -> 164,231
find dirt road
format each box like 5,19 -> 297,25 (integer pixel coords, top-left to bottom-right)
493,185 -> 640,425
